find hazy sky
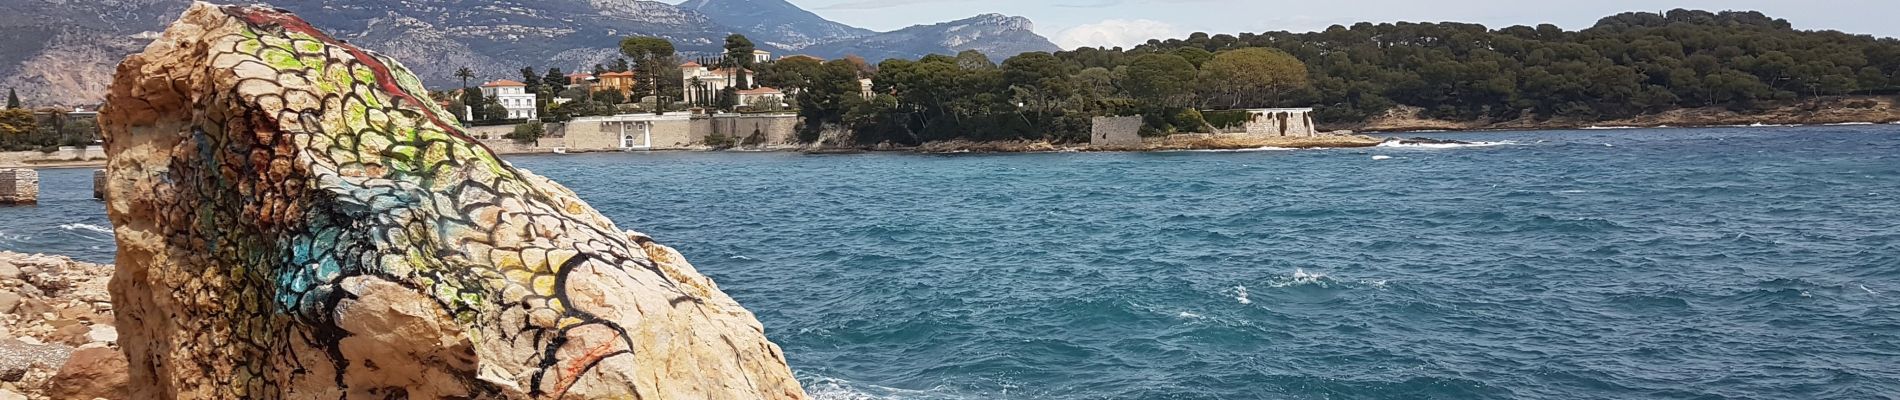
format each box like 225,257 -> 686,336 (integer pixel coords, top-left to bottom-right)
759,0 -> 1900,50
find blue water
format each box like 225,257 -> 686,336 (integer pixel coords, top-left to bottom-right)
5,126 -> 1899,399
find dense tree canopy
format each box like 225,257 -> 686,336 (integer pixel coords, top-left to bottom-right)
523,9 -> 1900,146
1113,9 -> 1900,122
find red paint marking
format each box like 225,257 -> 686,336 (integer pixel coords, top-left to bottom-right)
551,339 -> 625,399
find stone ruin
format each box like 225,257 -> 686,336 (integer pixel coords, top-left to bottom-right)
0,169 -> 37,204
98,3 -> 806,399
1232,108 -> 1318,137
1090,116 -> 1144,148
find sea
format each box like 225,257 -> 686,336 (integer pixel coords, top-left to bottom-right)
3,126 -> 1898,399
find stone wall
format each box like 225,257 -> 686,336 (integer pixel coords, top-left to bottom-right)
94,169 -> 105,200
1236,108 -> 1318,137
476,137 -> 569,155
460,124 -> 516,141
0,147 -> 108,167
466,113 -> 797,153
0,169 -> 38,204
1090,116 -> 1144,148
564,116 -> 700,150
696,114 -> 799,146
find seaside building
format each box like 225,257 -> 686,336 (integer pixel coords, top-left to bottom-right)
566,72 -> 595,84
733,49 -> 772,64
681,61 -> 756,105
479,80 -> 538,120
466,112 -> 800,153
597,71 -> 636,97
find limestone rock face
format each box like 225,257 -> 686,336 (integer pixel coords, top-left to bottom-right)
98,3 -> 807,399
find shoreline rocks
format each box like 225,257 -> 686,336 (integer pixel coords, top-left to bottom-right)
0,252 -> 123,400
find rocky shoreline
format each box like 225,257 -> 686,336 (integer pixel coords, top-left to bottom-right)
1327,96 -> 1900,133
0,252 -> 125,400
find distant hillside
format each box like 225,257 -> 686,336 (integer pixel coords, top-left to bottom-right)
0,0 -> 1061,106
804,14 -> 1063,62
678,0 -> 873,50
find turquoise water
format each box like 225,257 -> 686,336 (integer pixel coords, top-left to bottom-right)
5,126 -> 1899,399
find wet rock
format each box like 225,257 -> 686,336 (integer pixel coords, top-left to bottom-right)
100,3 -> 804,399
44,348 -> 128,400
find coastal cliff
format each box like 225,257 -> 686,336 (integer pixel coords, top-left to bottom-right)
96,3 -> 805,399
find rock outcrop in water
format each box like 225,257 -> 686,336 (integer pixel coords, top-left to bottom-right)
98,3 -> 806,399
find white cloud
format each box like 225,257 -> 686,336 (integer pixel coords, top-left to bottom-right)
1053,19 -> 1181,50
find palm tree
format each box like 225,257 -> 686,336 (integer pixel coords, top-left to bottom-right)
454,67 -> 475,90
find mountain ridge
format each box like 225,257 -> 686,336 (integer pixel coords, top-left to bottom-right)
0,0 -> 1060,106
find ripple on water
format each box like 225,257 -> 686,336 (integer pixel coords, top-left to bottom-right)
3,127 -> 1900,398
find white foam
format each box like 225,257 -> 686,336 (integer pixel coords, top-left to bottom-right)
1270,268 -> 1331,288
60,223 -> 113,235
1827,122 -> 1876,126
729,255 -> 754,261
1174,146 -> 1297,153
1371,155 -> 1393,161
1375,140 -> 1512,149
1582,125 -> 1640,130
802,374 -> 957,400
1233,285 -> 1251,304
1177,311 -> 1203,319
1860,284 -> 1878,295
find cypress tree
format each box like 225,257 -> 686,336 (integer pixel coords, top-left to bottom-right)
5,89 -> 18,109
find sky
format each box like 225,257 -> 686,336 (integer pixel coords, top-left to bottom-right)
762,0 -> 1900,50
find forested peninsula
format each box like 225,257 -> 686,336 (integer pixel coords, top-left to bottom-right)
753,9 -> 1900,145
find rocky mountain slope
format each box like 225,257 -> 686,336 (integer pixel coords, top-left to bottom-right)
805,13 -> 1063,62
678,0 -> 873,50
0,0 -> 1058,106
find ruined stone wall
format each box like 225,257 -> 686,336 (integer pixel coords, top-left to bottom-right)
650,118 -> 699,148
0,147 -> 108,167
562,119 -> 623,150
1091,116 -> 1144,148
695,114 -> 798,146
476,137 -> 569,154
0,169 -> 37,204
1242,109 -> 1319,137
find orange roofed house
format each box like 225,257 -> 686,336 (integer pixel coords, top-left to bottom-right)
597,71 -> 636,98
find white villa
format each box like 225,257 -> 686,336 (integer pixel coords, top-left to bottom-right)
479,79 -> 538,120
682,61 -> 786,107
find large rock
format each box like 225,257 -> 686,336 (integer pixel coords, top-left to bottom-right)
43,348 -> 128,400
98,3 -> 806,399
